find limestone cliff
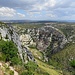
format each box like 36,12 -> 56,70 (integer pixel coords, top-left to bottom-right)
24,25 -> 67,57
0,23 -> 35,63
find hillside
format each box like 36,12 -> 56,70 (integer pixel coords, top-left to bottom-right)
0,22 -> 64,75
0,22 -> 75,75
29,47 -> 63,75
49,43 -> 75,75
12,22 -> 75,75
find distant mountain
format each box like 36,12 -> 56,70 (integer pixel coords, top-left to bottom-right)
0,20 -> 34,23
1,20 -> 74,24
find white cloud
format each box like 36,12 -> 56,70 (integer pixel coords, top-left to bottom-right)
0,7 -> 25,18
30,0 -> 56,11
28,11 -> 41,15
44,0 -> 56,7
46,13 -> 56,18
0,0 -> 74,11
0,7 -> 16,17
0,0 -> 75,20
17,13 -> 25,17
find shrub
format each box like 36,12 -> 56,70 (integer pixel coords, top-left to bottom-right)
20,71 -> 33,75
10,70 -> 14,75
70,60 -> 75,68
0,53 -> 6,61
0,40 -> 21,65
11,57 -> 22,65
24,61 -> 38,71
5,34 -> 9,39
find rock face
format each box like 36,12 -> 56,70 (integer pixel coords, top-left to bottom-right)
28,26 -> 67,55
0,24 -> 35,63
0,23 -> 67,62
20,34 -> 33,46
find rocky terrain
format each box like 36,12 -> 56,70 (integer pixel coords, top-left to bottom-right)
0,22 -> 75,75
12,22 -> 75,75
0,23 -> 35,63
18,25 -> 67,60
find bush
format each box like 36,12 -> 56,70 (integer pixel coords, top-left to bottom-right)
5,34 -> 9,39
20,71 -> 33,75
24,61 -> 38,71
10,70 -> 14,75
0,53 -> 6,61
70,60 -> 75,68
11,57 -> 22,65
0,40 -> 21,65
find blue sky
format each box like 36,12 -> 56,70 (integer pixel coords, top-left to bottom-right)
0,0 -> 75,20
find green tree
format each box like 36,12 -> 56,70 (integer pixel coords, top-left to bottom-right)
0,40 -> 21,65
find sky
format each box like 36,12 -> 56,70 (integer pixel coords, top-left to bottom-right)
0,0 -> 75,20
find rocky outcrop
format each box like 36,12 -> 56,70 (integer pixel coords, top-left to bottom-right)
27,25 -> 67,56
0,24 -> 35,63
20,34 -> 33,46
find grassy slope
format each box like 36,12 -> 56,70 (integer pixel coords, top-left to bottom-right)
29,48 -> 63,75
36,59 -> 62,75
51,43 -> 75,66
50,43 -> 75,74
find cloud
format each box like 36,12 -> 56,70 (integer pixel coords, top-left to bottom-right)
0,0 -> 75,20
46,14 -> 56,18
0,0 -> 71,11
0,7 -> 16,17
0,7 -> 25,18
17,13 -> 25,17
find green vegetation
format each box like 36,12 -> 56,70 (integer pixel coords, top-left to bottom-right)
59,26 -> 74,37
19,61 -> 50,75
0,39 -> 62,75
48,43 -> 75,75
20,71 -> 33,75
29,47 -> 63,75
0,40 -> 22,65
1,22 -> 75,75
5,34 -> 9,39
12,23 -> 44,29
24,61 -> 38,71
12,23 -> 45,34
29,47 -> 44,60
20,61 -> 38,75
0,21 -> 7,28
70,60 -> 75,68
36,59 -> 62,75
